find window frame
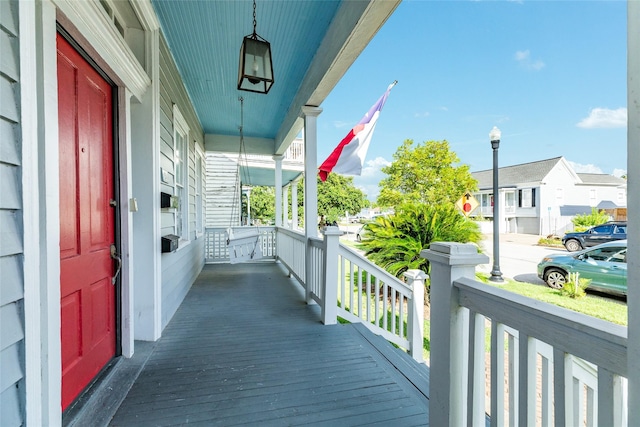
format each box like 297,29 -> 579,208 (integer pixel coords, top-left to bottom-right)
173,104 -> 190,244
195,147 -> 204,237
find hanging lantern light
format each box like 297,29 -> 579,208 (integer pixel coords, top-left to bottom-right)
238,0 -> 274,94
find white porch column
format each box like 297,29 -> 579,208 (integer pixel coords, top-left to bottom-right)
273,155 -> 283,227
302,106 -> 322,304
627,0 -> 640,419
131,28 -> 162,342
421,243 -> 489,427
291,180 -> 299,230
282,183 -> 289,228
322,226 -> 342,325
302,106 -> 322,238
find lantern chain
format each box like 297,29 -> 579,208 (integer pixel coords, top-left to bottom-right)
252,0 -> 257,36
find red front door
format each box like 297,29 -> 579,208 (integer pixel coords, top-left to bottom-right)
57,33 -> 117,410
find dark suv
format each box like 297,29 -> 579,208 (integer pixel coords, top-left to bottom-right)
562,221 -> 627,252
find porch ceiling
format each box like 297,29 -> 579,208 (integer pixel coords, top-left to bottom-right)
150,0 -> 399,158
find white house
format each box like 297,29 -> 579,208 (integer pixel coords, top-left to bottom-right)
2,0 -> 639,425
0,0 -> 400,423
471,156 -> 627,235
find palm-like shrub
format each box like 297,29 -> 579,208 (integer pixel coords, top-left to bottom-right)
359,203 -> 482,279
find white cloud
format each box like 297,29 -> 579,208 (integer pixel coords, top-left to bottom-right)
333,120 -> 350,129
576,107 -> 627,129
612,168 -> 627,178
568,161 -> 603,174
514,50 -> 545,71
353,156 -> 390,200
414,111 -> 430,118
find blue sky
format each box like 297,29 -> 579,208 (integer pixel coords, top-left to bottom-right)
316,0 -> 627,201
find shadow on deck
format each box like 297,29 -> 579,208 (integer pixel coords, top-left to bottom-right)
95,262 -> 430,426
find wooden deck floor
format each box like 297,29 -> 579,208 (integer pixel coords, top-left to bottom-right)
109,262 -> 429,426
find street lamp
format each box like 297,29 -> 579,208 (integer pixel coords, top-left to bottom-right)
489,126 -> 504,282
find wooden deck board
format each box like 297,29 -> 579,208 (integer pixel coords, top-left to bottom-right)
109,262 -> 429,426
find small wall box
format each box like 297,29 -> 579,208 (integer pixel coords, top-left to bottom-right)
161,234 -> 179,253
161,192 -> 172,208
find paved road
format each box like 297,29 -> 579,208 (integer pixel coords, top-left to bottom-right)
478,234 -> 566,285
340,228 -> 566,286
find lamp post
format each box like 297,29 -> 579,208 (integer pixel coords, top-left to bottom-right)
489,126 -> 503,282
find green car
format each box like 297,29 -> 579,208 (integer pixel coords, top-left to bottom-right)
537,240 -> 627,296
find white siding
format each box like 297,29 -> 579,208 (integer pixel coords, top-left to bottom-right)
205,153 -> 241,228
158,36 -> 206,329
0,0 -> 25,425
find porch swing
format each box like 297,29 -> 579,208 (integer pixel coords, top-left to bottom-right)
226,97 -> 264,264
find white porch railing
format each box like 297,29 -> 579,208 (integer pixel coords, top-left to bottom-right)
274,226 -> 426,362
276,227 -> 308,284
205,227 -> 276,263
423,242 -> 628,427
205,226 -> 426,362
336,244 -> 425,361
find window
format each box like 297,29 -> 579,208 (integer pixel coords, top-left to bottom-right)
590,225 -> 613,234
518,188 -> 536,208
589,189 -> 597,206
555,188 -> 564,204
504,191 -> 516,213
173,105 -> 189,242
195,150 -> 204,236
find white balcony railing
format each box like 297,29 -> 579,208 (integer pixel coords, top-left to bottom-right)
205,227 -> 276,263
424,242 -> 628,427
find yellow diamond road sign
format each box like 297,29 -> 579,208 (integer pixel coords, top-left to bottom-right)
456,192 -> 479,217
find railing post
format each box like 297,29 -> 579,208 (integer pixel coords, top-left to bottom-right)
403,270 -> 427,363
421,242 -> 489,427
322,226 -> 342,325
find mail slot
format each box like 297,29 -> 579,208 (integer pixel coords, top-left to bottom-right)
161,234 -> 179,253
160,192 -> 172,208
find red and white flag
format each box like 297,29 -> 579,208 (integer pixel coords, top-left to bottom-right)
318,81 -> 396,181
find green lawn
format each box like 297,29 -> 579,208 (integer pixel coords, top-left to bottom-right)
477,273 -> 627,326
422,274 -> 627,364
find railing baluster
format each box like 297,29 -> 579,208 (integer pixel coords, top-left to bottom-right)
365,269 -> 371,322
374,276 -> 380,329
467,310 -> 486,427
398,294 -> 404,338
490,321 -> 505,427
357,266 -> 362,319
391,289 -> 397,336
554,348 -> 568,427
340,256 -> 346,309
508,329 -> 518,426
597,367 -> 620,427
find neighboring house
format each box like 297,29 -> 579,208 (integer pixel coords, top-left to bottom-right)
471,157 -> 627,235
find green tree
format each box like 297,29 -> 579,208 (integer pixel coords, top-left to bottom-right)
359,203 -> 481,282
571,208 -> 610,231
377,139 -> 477,208
249,186 -> 275,224
248,174 -> 368,225
317,174 -> 369,223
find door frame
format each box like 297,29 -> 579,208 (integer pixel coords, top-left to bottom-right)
57,25 -> 123,359
20,1 -> 155,423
